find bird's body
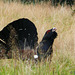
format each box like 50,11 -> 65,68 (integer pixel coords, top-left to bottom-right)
37,28 -> 57,60
0,18 -> 57,61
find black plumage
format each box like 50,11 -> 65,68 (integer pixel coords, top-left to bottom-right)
0,18 -> 57,61
37,28 -> 57,60
0,18 -> 38,50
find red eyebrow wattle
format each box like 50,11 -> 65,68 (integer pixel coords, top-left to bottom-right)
47,30 -> 50,34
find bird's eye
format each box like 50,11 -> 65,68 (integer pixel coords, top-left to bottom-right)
46,30 -> 50,34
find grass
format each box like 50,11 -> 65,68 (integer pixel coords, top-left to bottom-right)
0,1 -> 75,75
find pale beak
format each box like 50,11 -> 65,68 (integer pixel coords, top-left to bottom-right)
52,27 -> 57,32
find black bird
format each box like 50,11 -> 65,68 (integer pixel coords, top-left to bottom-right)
37,27 -> 57,61
0,18 -> 57,61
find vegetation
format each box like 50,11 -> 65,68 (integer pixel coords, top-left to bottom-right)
2,0 -> 75,6
0,1 -> 75,75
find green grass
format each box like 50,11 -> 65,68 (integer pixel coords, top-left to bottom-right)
0,56 -> 75,75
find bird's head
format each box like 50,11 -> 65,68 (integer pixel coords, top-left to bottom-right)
42,27 -> 57,41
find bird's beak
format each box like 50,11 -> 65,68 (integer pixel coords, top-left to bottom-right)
52,27 -> 57,32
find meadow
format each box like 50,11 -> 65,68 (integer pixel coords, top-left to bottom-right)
0,1 -> 75,75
